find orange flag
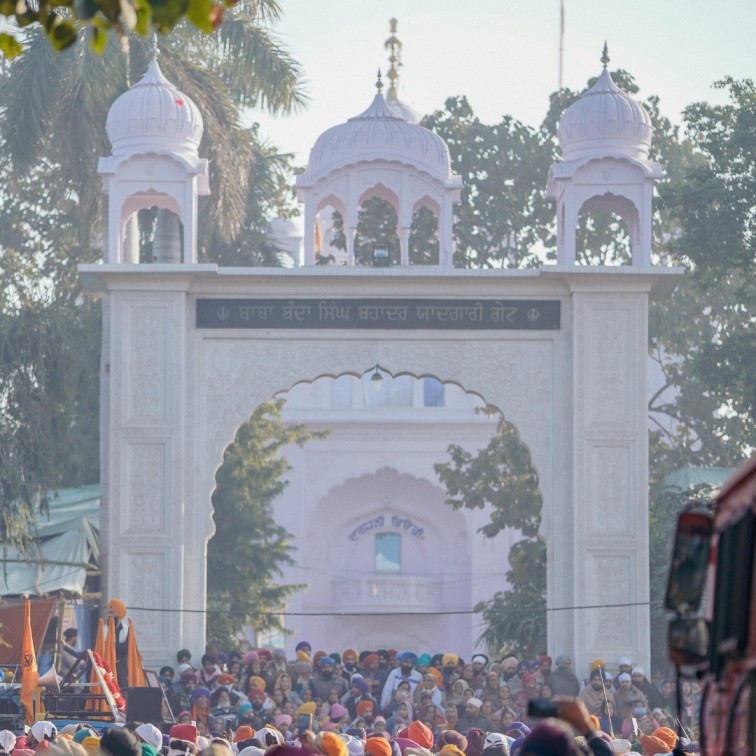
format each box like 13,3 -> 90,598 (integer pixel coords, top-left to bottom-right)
104,616 -> 118,677
127,619 -> 147,687
93,617 -> 105,658
314,215 -> 323,259
87,618 -> 107,712
20,599 -> 39,726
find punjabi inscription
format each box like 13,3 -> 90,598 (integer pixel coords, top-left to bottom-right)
196,298 -> 560,330
348,514 -> 425,541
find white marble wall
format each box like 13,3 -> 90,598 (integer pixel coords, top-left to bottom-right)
81,264 -> 679,671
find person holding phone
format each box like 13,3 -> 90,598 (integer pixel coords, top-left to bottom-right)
523,697 -> 613,755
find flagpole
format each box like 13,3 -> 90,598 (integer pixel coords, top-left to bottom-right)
559,0 -> 565,91
21,599 -> 39,726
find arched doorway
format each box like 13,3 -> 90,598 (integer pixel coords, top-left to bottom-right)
82,262 -> 672,675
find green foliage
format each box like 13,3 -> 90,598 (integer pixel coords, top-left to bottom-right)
650,78 -> 755,471
0,14 -> 304,555
474,539 -> 547,657
435,411 -> 546,654
435,413 -> 542,539
1,0 -> 244,57
325,199 -> 439,266
207,399 -> 327,648
0,300 -> 100,552
424,96 -> 555,268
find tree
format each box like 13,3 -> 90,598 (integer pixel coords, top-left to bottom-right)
0,300 -> 100,552
0,0 -> 283,59
434,411 -> 546,654
206,399 -> 326,648
650,78 -> 755,471
0,10 -> 304,550
0,24 -> 304,262
423,96 -> 555,268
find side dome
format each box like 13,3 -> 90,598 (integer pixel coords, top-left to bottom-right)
305,91 -> 452,180
557,66 -> 652,162
106,53 -> 203,160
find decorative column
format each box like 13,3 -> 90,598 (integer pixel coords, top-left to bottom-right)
99,274 -> 208,667
567,276 -> 652,674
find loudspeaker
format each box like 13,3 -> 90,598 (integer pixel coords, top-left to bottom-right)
126,687 -> 163,724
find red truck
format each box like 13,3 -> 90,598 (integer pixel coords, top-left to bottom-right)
666,455 -> 756,755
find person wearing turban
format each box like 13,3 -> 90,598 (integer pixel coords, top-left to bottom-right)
107,598 -> 129,688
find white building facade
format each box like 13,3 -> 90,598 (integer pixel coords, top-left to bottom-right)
82,42 -> 681,673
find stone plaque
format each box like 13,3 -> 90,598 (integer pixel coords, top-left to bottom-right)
196,298 -> 561,330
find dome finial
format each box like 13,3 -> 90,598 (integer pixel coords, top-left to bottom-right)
150,33 -> 159,60
376,69 -> 383,94
385,17 -> 402,96
601,41 -> 610,69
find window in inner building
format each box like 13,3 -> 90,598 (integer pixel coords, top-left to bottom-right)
331,374 -> 353,407
423,377 -> 445,407
363,370 -> 413,407
375,532 -> 401,574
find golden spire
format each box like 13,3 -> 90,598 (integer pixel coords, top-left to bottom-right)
384,17 -> 402,97
601,41 -> 610,69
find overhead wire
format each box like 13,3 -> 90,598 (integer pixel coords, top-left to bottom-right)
126,599 -> 660,618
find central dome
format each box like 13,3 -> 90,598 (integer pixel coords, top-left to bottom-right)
106,53 -> 203,160
305,90 -> 452,181
557,67 -> 652,161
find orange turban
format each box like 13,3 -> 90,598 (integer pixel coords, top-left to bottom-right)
319,732 -> 347,756
639,735 -> 669,755
234,726 -> 255,743
356,700 -> 374,717
652,728 -> 677,750
107,598 -> 127,619
406,721 -> 433,750
365,738 -> 392,756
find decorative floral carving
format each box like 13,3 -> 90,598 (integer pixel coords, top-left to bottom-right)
127,443 -> 165,531
588,445 -> 632,534
587,306 -> 630,425
129,305 -> 166,421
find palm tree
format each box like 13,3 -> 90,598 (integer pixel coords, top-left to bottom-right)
0,5 -> 306,546
0,1 -> 306,281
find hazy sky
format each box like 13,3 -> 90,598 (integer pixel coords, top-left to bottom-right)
252,0 -> 755,166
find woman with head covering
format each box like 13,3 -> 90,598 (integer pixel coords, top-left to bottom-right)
385,701 -> 413,735
447,679 -> 470,710
384,680 -> 413,719
477,671 -> 502,705
275,672 -> 303,707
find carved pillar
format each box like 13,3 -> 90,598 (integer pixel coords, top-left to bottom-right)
558,196 -> 580,265
567,279 -> 652,676
345,214 -> 358,266
101,278 -> 206,667
398,226 -> 410,265
441,194 -> 454,267
303,195 -> 316,266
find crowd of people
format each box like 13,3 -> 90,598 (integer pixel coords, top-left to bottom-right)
154,647 -> 700,746
2,642 -> 702,756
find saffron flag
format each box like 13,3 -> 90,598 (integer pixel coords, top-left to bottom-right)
87,618 -> 108,712
104,616 -> 117,680
127,619 -> 147,687
314,215 -> 323,259
20,599 -> 38,726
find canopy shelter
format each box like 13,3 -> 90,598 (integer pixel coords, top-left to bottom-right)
0,486 -> 100,598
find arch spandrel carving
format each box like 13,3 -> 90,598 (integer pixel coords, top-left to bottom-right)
197,337 -> 556,527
